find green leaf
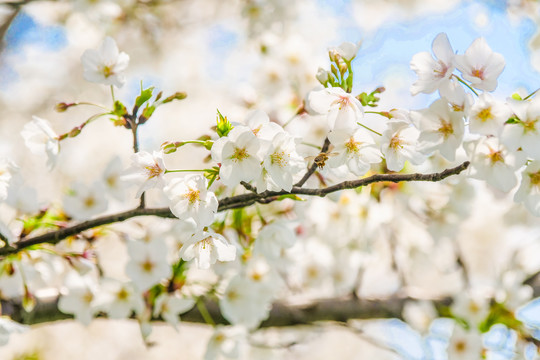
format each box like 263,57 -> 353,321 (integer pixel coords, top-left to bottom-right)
135,87 -> 155,108
139,105 -> 156,124
511,93 -> 523,101
112,100 -> 127,116
162,92 -> 187,104
505,116 -> 520,124
277,194 -> 305,201
216,109 -> 233,137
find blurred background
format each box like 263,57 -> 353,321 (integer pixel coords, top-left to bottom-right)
1,0 -> 540,359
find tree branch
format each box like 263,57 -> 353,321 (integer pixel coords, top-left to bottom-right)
0,161 -> 469,256
6,275 -> 540,327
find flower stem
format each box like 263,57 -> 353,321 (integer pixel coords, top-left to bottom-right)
197,299 -> 215,326
357,122 -> 382,136
110,85 -> 116,103
453,75 -> 479,97
524,88 -> 540,101
164,169 -> 207,174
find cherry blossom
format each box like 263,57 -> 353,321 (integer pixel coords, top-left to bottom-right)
308,87 -> 364,130
327,127 -> 382,175
179,230 -> 236,269
164,175 -> 218,228
21,116 -> 60,170
63,182 -> 108,221
122,150 -> 167,197
211,126 -> 263,187
468,93 -> 511,135
81,37 -> 129,88
380,119 -> 425,171
58,273 -> 99,326
125,237 -> 171,291
515,161 -> 540,216
411,99 -> 464,161
501,97 -> 540,159
410,32 -> 455,95
465,137 -> 526,192
152,293 -> 195,330
258,131 -> 304,192
455,37 -> 505,92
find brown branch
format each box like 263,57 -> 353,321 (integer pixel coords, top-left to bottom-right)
294,137 -> 330,187
7,275 -> 540,327
0,161 -> 470,256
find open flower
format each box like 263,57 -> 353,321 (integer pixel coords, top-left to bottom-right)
380,119 -> 425,171
21,116 -> 60,170
455,37 -> 505,92
211,126 -> 262,187
410,32 -> 455,95
81,37 -> 129,88
164,174 -> 218,228
63,182 -> 108,221
468,93 -> 510,136
514,161 -> 540,216
327,127 -> 382,176
122,151 -> 166,197
411,99 -> 464,161
179,230 -> 236,269
501,97 -> 540,159
308,87 -> 364,130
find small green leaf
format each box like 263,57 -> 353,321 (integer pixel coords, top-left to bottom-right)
277,194 -> 305,201
112,101 -> 127,116
216,109 -> 233,137
162,92 -> 187,104
135,87 -> 155,108
506,116 -> 520,124
511,93 -> 523,101
139,105 -> 156,124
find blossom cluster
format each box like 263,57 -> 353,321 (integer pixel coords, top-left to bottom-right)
1,31 -> 540,360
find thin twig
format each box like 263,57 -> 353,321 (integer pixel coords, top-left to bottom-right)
294,138 -> 330,187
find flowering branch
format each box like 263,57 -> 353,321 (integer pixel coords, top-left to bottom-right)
0,161 -> 469,257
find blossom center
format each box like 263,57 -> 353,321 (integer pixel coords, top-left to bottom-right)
522,119 -> 538,134
102,65 -> 114,78
529,171 -> 540,187
433,60 -> 448,78
116,288 -> 129,301
84,196 -> 96,208
185,188 -> 200,203
198,236 -> 213,250
454,340 -> 466,352
471,68 -> 485,80
477,108 -> 493,122
145,162 -> 163,179
231,147 -> 249,162
345,137 -> 360,154
389,135 -> 404,150
270,151 -> 288,167
488,149 -> 504,165
437,119 -> 454,138
335,95 -> 351,110
141,258 -> 155,273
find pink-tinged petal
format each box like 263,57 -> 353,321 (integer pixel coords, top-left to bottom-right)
432,33 -> 454,65
308,89 -> 336,114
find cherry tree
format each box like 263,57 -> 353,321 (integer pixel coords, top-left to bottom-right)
2,0 -> 540,359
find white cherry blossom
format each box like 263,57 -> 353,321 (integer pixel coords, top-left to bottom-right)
327,128 -> 382,175
258,131 -> 304,192
515,161 -> 540,216
211,126 -> 262,187
96,279 -> 144,319
122,150 -> 167,197
410,32 -> 455,95
380,120 -> 425,171
501,97 -> 540,159
152,293 -> 195,330
308,87 -> 364,130
63,182 -> 108,221
81,36 -> 129,88
330,41 -> 361,61
411,99 -> 464,161
219,274 -> 273,329
21,116 -> 60,170
164,174 -> 218,228
179,230 -> 236,269
465,137 -> 526,192
455,37 -> 505,92
252,220 -> 296,260
58,273 -> 99,326
468,93 -> 510,136
125,238 -> 171,291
